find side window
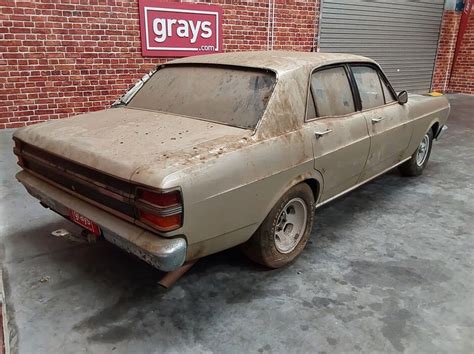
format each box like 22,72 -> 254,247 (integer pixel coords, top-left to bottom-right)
352,66 -> 384,109
308,66 -> 355,119
380,75 -> 396,103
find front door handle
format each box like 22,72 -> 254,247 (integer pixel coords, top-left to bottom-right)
314,129 -> 332,138
371,117 -> 384,123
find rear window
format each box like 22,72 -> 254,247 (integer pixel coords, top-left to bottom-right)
127,65 -> 276,129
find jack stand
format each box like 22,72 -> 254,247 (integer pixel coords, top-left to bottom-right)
158,260 -> 197,288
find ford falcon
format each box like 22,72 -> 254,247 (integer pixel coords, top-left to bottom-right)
13,51 -> 450,271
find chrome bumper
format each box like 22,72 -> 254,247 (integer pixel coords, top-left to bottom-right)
16,170 -> 187,272
435,125 -> 448,140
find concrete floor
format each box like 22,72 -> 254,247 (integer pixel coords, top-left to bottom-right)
0,94 -> 473,353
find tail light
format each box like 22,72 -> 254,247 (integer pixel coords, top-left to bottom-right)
134,188 -> 183,232
13,138 -> 24,167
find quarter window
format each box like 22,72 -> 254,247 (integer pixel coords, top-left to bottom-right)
306,89 -> 316,119
352,66 -> 384,110
308,66 -> 355,118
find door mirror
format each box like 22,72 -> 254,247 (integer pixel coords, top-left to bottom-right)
397,90 -> 408,105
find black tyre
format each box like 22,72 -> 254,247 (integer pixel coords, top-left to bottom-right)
241,183 -> 315,268
399,129 -> 434,177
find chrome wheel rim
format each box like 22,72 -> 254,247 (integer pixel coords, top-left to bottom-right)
416,134 -> 430,167
274,198 -> 308,254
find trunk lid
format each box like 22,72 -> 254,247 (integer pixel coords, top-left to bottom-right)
14,108 -> 251,182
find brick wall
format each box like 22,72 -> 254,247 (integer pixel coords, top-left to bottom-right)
432,7 -> 474,95
1,1 -> 472,130
0,0 -> 319,129
448,9 -> 474,94
431,10 -> 461,92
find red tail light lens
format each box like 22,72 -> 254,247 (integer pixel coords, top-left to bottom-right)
138,212 -> 182,231
135,188 -> 183,232
138,189 -> 181,207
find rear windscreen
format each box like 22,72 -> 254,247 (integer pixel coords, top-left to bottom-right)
127,65 -> 276,129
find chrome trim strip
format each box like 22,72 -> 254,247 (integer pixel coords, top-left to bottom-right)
135,200 -> 183,216
316,157 -> 411,208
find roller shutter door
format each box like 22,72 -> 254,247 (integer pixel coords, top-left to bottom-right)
319,0 -> 445,92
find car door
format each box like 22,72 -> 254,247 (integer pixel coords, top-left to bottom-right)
350,64 -> 413,181
302,65 -> 371,203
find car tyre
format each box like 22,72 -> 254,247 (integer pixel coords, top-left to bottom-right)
399,129 -> 434,177
241,183 -> 315,268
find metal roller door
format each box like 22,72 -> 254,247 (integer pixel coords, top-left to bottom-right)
318,0 -> 445,92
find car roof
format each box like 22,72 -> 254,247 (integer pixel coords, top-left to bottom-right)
167,51 -> 376,75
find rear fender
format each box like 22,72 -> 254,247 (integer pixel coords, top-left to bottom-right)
256,169 -> 323,231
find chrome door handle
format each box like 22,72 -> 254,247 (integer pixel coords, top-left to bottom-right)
314,129 -> 332,138
371,117 -> 384,123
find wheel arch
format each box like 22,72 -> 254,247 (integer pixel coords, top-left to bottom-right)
407,116 -> 441,157
255,170 -> 323,233
431,121 -> 440,138
426,117 -> 440,136
304,178 -> 322,204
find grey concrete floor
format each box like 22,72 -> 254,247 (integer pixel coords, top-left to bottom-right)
1,94 -> 473,354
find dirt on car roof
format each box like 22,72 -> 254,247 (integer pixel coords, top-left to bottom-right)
168,50 -> 375,75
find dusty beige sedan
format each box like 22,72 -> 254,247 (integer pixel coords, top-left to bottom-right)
13,51 -> 449,271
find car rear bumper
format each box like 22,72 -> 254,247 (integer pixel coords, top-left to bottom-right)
16,170 -> 187,272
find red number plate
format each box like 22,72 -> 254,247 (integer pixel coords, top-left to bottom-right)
69,209 -> 101,235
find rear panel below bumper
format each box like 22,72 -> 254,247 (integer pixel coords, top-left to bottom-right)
16,170 -> 187,272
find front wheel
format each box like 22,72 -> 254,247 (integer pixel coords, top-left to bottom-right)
399,130 -> 434,177
241,183 -> 315,268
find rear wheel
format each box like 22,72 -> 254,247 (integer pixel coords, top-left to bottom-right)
399,130 -> 433,177
241,183 -> 315,268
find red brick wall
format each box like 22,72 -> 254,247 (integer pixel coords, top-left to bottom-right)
448,9 -> 474,94
432,8 -> 474,94
272,0 -> 318,51
0,0 -> 319,129
3,1 -> 471,130
431,10 -> 461,93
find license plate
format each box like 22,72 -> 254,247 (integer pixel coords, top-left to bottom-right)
69,209 -> 101,235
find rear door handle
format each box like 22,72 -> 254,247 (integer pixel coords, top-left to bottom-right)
371,117 -> 384,123
314,129 -> 332,138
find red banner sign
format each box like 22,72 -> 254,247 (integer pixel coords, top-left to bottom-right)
139,1 -> 223,57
